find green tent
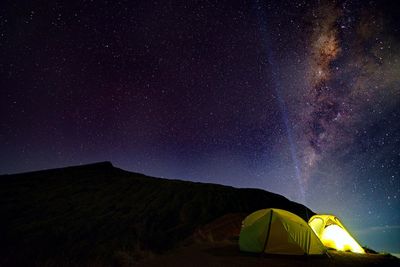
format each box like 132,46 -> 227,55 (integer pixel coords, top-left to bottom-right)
239,208 -> 326,255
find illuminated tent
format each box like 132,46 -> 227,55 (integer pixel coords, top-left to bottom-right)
308,215 -> 365,254
239,208 -> 326,255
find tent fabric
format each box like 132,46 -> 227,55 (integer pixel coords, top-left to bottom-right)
308,214 -> 365,254
239,208 -> 326,255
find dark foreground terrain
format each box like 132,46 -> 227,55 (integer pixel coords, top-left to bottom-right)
0,162 -> 311,266
136,242 -> 400,267
0,162 -> 398,267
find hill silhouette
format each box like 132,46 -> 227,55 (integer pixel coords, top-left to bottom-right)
0,162 -> 313,266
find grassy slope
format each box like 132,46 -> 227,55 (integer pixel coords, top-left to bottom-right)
0,162 -> 313,266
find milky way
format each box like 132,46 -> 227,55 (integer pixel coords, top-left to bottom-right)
293,0 -> 400,192
298,1 -> 343,187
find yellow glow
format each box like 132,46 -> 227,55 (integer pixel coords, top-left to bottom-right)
321,225 -> 365,253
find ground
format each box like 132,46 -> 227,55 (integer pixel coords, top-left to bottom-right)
136,242 -> 400,267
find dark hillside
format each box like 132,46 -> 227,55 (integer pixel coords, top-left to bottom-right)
0,162 -> 313,266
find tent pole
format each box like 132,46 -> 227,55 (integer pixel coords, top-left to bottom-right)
261,209 -> 273,255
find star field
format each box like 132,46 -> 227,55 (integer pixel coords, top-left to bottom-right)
1,0 -> 399,254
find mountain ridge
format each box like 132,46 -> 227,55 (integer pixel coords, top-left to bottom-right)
0,161 -> 313,266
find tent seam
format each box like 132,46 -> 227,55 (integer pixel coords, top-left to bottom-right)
262,209 -> 273,253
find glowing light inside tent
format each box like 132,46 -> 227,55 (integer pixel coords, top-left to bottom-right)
321,225 -> 365,253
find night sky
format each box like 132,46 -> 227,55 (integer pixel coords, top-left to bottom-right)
1,0 -> 399,254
